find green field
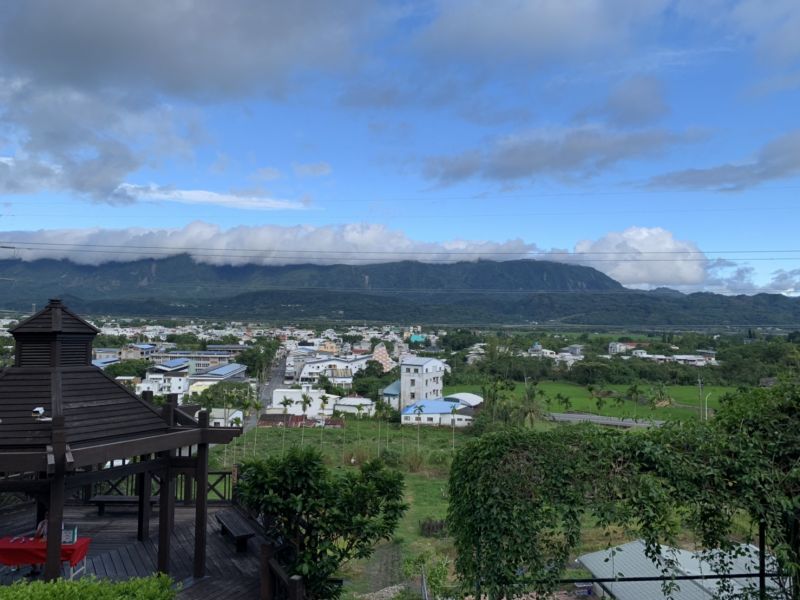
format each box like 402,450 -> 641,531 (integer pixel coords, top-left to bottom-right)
210,420 -> 464,595
212,383 -> 739,595
445,381 -> 736,421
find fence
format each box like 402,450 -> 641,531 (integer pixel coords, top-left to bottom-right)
70,470 -> 234,504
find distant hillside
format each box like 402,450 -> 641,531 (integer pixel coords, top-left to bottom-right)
0,255 -> 622,302
1,256 -> 799,327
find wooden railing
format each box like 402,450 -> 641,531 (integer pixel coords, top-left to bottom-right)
260,543 -> 305,600
71,470 -> 234,504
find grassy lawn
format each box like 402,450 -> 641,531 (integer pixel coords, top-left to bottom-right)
210,386 -> 739,595
445,381 -> 736,421
211,420 -> 459,595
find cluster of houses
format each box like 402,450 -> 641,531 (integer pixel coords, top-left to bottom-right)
267,347 -> 482,428
92,343 -> 249,404
605,342 -> 719,366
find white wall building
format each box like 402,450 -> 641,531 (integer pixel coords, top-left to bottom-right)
269,385 -> 340,418
399,355 -> 447,409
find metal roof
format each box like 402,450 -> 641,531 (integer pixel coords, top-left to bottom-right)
160,358 -> 190,369
204,363 -> 246,377
578,540 -> 776,600
401,399 -> 460,415
381,380 -> 401,396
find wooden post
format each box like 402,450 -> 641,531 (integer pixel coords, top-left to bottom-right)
142,390 -> 154,404
288,575 -> 305,600
137,454 -> 152,541
260,544 -> 275,600
44,417 -> 66,581
157,402 -> 176,573
193,410 -> 209,579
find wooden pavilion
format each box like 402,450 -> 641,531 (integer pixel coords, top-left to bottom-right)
0,299 -> 239,581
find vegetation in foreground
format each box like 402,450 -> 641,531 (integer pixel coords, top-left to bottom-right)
0,575 -> 175,600
236,447 -> 407,600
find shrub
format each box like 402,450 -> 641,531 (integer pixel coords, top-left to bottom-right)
427,449 -> 451,467
404,450 -> 425,473
379,447 -> 401,467
0,575 -> 175,600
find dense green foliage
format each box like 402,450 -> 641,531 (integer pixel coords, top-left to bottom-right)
4,256 -> 800,326
104,359 -> 150,379
236,447 -> 407,599
195,380 -> 255,410
449,384 -> 800,599
0,575 -> 174,599
237,337 -> 280,380
91,333 -> 130,348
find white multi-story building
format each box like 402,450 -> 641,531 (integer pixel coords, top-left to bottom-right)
399,355 -> 447,409
135,358 -> 191,402
297,355 -> 372,384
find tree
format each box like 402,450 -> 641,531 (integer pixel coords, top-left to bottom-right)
319,394 -> 330,448
105,359 -> 150,379
413,405 -> 424,452
450,404 -> 458,452
236,447 -> 407,599
279,396 -> 294,455
298,393 -> 313,446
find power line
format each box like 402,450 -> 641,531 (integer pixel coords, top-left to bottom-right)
2,239 -> 800,257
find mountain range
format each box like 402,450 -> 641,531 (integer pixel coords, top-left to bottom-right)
0,255 -> 798,328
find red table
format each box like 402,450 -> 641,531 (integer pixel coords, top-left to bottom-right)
0,536 -> 90,577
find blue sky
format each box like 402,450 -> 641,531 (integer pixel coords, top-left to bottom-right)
0,1 -> 799,293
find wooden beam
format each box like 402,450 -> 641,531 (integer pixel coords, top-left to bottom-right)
44,417 -> 66,582
137,455 -> 153,542
64,457 -> 167,489
70,429 -> 205,467
193,411 -> 209,578
0,451 -> 48,472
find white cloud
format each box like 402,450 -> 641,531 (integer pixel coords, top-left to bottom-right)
570,226 -> 708,287
116,185 -> 309,211
0,222 -> 539,267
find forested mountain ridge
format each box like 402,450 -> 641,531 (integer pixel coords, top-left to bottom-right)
0,256 -> 798,326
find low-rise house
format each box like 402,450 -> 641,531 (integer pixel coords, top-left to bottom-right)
136,358 -> 191,402
401,399 -> 473,427
269,386 -> 340,418
297,355 -> 372,384
197,408 -> 244,428
334,396 -> 375,416
121,343 -> 157,360
380,380 -> 401,410
93,347 -> 120,361
578,539 -> 777,600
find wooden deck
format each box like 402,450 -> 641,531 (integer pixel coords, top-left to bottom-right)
0,503 -> 261,599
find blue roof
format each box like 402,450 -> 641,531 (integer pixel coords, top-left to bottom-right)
92,358 -> 118,368
206,363 -> 246,377
132,343 -> 155,349
381,380 -> 401,396
401,399 -> 459,415
409,334 -> 427,343
161,358 -> 190,368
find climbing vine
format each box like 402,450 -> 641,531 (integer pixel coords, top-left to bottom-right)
448,384 -> 800,600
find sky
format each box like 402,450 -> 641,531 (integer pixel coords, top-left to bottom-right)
0,1 -> 799,294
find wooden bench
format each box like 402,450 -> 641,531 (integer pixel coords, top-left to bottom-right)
89,495 -> 156,516
215,508 -> 255,553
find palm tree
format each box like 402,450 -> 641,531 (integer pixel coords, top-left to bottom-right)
319,394 -> 329,448
298,393 -> 313,446
450,403 -> 458,452
355,403 -> 364,444
279,396 -> 293,455
413,404 -> 424,453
